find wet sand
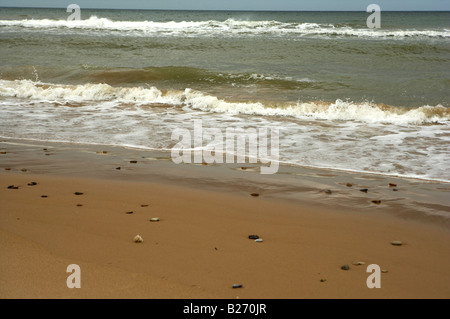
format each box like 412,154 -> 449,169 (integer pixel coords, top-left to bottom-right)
1,139 -> 450,299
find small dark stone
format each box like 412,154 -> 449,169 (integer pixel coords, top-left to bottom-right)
115,167 -> 121,170
141,204 -> 149,207
41,195 -> 48,198
126,211 -> 134,214
360,189 -> 369,193
393,188 -> 398,192
341,264 -> 350,271
389,183 -> 397,187
346,183 -> 353,187
250,193 -> 259,197
27,182 -> 37,186
74,192 -> 84,196
76,204 -> 83,207
130,160 -> 138,164
248,235 -> 259,240
325,189 -> 332,195
372,200 -> 381,205
232,284 -> 243,289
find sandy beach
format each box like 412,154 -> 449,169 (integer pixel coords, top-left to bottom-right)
0,139 -> 450,299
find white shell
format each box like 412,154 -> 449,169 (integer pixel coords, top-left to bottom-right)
134,235 -> 144,243
150,218 -> 160,222
255,238 -> 264,243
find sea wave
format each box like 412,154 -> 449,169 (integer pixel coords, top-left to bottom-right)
1,16 -> 449,39
1,79 -> 448,125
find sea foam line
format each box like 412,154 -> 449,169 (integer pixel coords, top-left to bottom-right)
0,79 -> 449,125
1,16 -> 449,38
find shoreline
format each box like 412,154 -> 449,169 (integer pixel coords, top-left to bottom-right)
1,138 -> 450,298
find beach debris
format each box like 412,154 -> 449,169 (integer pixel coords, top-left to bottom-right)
150,218 -> 160,222
320,279 -> 327,283
133,235 -> 144,243
232,284 -> 243,289
21,169 -> 27,172
130,160 -> 138,164
360,189 -> 369,193
125,211 -> 134,215
341,264 -> 350,271
27,182 -> 37,186
346,183 -> 353,187
96,151 -> 108,154
250,193 -> 259,197
352,261 -> 366,266
0,151 -> 6,154
255,238 -> 264,243
389,183 -> 397,187
391,241 -> 403,246
76,204 -> 83,207
372,200 -> 382,205
4,168 -> 11,171
74,192 -> 84,196
41,195 -> 48,198
141,204 -> 149,207
392,188 -> 398,192
7,185 -> 19,189
325,189 -> 333,195
115,167 -> 121,170
248,235 -> 259,240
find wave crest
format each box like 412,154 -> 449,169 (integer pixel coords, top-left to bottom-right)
1,16 -> 449,39
0,79 -> 448,125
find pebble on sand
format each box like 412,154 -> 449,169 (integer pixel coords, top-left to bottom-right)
74,192 -> 84,196
250,193 -> 259,197
130,160 -> 138,164
248,235 -> 259,240
389,183 -> 397,187
360,189 -> 369,193
325,189 -> 333,194
116,167 -> 121,170
41,195 -> 48,198
125,211 -> 134,214
352,261 -> 366,266
341,264 -> 350,271
346,183 -> 353,187
372,200 -> 381,205
232,284 -> 243,289
27,182 -> 37,186
7,185 -> 19,189
141,204 -> 149,207
133,235 -> 144,243
391,241 -> 403,246
150,218 -> 160,222
255,238 -> 264,243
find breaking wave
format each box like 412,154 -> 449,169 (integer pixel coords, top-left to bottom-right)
1,79 -> 448,125
1,16 -> 449,39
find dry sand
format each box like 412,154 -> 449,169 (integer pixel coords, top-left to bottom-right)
0,139 -> 450,299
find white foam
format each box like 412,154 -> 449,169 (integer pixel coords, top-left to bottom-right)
1,17 -> 448,39
0,80 -> 448,125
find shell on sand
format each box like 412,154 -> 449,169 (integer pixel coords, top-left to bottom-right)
133,235 -> 144,243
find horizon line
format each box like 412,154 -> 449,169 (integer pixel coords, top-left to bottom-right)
1,6 -> 449,12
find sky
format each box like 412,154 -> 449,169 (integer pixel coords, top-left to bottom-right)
0,0 -> 449,11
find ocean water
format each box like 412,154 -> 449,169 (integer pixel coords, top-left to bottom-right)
0,8 -> 449,181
